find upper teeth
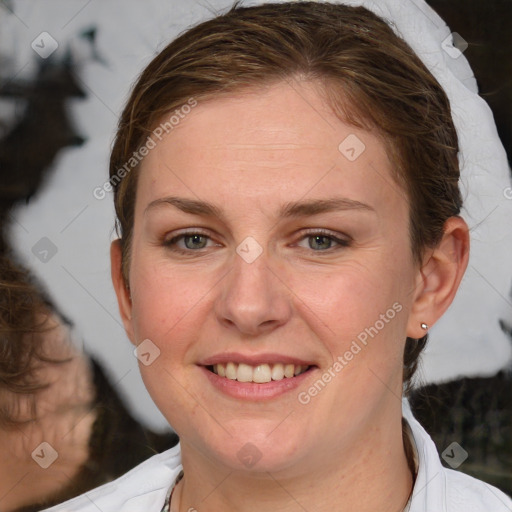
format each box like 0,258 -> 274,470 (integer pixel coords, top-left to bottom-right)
212,362 -> 309,383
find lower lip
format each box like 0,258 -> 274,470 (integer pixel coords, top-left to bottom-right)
200,365 -> 315,400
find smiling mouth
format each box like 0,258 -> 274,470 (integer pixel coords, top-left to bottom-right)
207,362 -> 312,383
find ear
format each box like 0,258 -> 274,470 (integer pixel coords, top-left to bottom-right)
110,239 -> 135,344
406,216 -> 470,339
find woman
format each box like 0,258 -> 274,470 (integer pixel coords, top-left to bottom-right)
42,1 -> 512,511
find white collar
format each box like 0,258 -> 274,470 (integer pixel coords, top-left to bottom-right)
402,398 -> 447,512
42,400 -> 511,511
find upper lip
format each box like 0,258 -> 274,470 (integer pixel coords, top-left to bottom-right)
199,352 -> 316,367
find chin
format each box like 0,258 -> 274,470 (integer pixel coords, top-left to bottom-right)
182,423 -> 307,474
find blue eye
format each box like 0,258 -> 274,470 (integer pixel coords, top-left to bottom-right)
163,229 -> 350,255
164,232 -> 212,252
308,235 -> 335,250
182,234 -> 208,249
297,231 -> 351,251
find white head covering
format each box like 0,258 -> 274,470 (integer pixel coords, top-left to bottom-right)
261,0 -> 512,384
348,0 -> 512,383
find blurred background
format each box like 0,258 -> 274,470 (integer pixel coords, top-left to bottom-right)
0,0 -> 511,499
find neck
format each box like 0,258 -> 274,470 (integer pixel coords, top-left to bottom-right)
175,411 -> 413,512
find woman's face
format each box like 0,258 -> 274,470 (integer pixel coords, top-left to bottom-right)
119,80 -> 423,474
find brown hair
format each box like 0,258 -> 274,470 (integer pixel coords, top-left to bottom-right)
0,253 -> 70,426
109,1 -> 462,391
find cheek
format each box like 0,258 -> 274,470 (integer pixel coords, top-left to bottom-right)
129,225 -> 413,358
291,263 -> 410,412
290,256 -> 409,338
287,257 -> 413,405
128,251 -> 215,353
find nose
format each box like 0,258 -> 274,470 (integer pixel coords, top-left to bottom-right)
214,243 -> 293,337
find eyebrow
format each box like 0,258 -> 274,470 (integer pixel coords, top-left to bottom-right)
144,196 -> 375,219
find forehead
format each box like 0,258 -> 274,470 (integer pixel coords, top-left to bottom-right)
136,80 -> 406,218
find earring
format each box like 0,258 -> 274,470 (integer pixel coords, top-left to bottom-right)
420,322 -> 429,330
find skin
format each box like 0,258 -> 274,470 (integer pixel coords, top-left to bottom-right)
111,79 -> 469,512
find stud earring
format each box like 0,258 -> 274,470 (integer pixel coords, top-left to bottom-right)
420,322 -> 429,330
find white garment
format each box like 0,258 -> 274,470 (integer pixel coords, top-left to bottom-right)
41,402 -> 511,512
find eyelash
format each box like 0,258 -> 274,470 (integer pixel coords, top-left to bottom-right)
163,229 -> 351,255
